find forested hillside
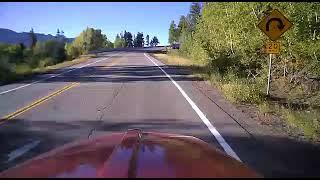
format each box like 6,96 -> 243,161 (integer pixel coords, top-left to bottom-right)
0,27 -> 155,84
0,28 -> 74,47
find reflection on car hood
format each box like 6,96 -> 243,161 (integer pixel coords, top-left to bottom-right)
0,129 -> 260,178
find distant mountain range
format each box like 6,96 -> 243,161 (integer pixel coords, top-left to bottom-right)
0,28 -> 74,47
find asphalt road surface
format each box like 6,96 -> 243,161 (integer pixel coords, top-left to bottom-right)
0,49 -> 319,177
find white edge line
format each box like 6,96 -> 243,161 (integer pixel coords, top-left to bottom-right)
7,140 -> 41,162
0,52 -> 121,95
144,53 -> 242,162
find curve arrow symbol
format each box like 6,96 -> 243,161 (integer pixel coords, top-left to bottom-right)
266,18 -> 285,31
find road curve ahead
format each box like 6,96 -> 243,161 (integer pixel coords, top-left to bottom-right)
0,50 -> 319,177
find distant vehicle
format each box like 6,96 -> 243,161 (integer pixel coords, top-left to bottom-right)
0,129 -> 260,178
172,43 -> 180,49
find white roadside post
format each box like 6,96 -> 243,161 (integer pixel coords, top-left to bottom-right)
266,54 -> 272,96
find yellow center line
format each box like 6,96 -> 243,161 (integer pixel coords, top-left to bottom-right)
0,82 -> 80,124
0,57 -> 120,125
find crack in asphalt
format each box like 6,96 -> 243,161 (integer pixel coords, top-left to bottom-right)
87,82 -> 125,139
191,80 -> 255,140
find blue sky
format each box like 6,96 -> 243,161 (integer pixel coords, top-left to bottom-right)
0,2 -> 191,45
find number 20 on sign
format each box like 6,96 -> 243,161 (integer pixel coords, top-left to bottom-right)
265,42 -> 280,54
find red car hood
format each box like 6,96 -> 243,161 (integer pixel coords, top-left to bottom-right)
0,129 -> 260,178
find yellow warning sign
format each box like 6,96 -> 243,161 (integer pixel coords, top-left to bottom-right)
258,9 -> 293,41
265,42 -> 280,54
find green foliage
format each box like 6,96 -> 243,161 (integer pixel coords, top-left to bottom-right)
0,46 -> 33,83
39,57 -> 56,68
168,2 -> 320,141
23,48 -> 32,58
123,31 -> 133,47
177,16 -> 190,42
169,20 -> 178,44
146,34 -> 150,46
55,29 -> 67,43
114,34 -> 126,48
15,63 -> 32,75
44,40 -> 65,62
56,29 -> 60,36
33,40 -> 66,65
102,34 -> 114,48
33,41 -> 45,56
172,3 -> 202,45
114,31 -> 155,48
258,101 -> 274,114
173,2 -> 320,89
197,2 -> 320,77
106,41 -> 114,49
188,2 -> 202,32
66,27 -> 106,58
146,35 -> 150,47
178,29 -> 192,54
1,26 -> 112,83
0,43 -> 24,64
220,77 -> 263,104
66,43 -> 80,59
0,55 -> 14,82
133,32 -> 144,47
283,109 -> 320,140
150,36 -> 159,47
29,28 -> 37,49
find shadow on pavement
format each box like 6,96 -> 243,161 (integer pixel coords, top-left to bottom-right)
10,65 -> 206,84
0,118 -> 320,177
223,134 -> 320,178
0,118 -> 210,173
0,50 -> 207,86
90,47 -> 168,54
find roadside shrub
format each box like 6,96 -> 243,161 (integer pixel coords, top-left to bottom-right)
68,27 -> 106,57
22,48 -> 33,60
66,43 -> 81,59
33,41 -> 46,57
0,43 -> 24,64
25,56 -> 41,68
33,40 -> 66,63
14,64 -> 32,75
219,70 -> 263,104
39,57 -> 56,68
178,2 -> 320,94
221,80 -> 263,104
258,102 -> 274,114
45,40 -> 66,62
283,109 -> 320,140
0,55 -> 14,82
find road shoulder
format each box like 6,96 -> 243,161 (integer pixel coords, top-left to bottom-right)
149,52 -> 320,177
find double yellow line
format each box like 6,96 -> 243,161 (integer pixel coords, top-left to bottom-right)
0,82 -> 80,124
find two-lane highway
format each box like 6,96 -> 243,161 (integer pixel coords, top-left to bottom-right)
0,50 -> 241,171
0,50 -> 320,177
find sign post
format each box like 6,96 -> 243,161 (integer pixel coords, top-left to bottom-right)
257,9 -> 293,96
266,54 -> 272,95
264,41 -> 280,95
